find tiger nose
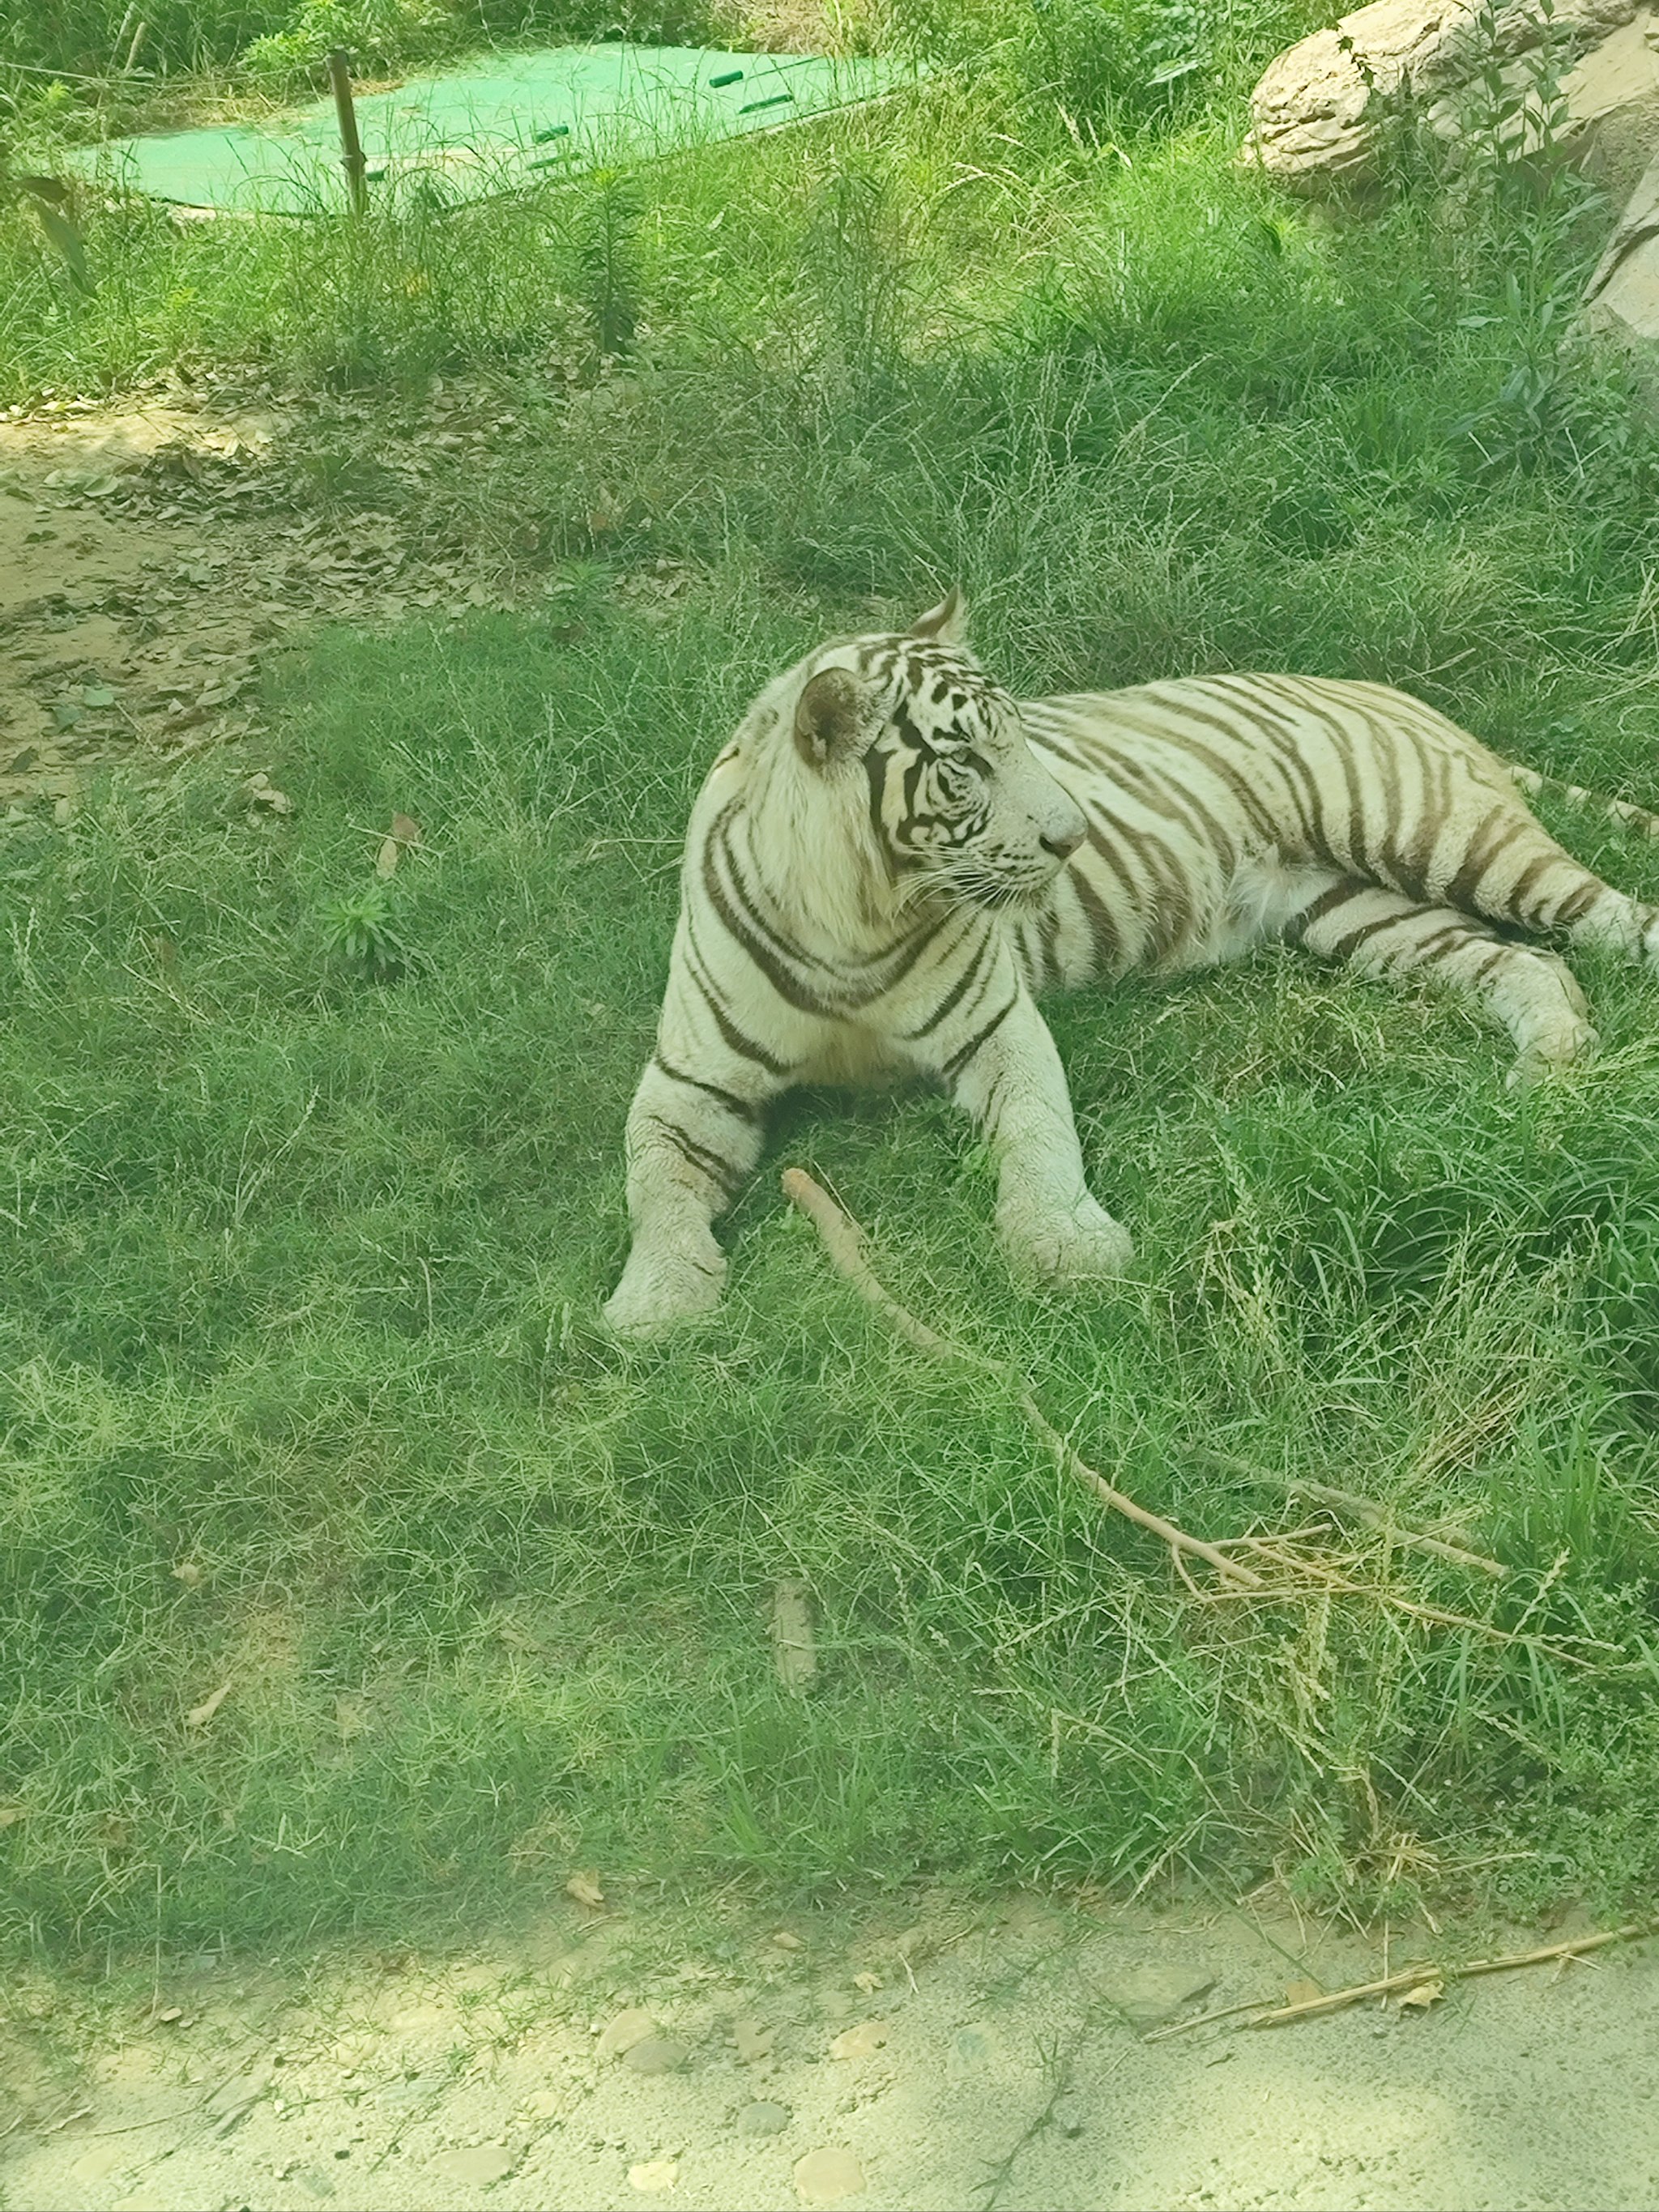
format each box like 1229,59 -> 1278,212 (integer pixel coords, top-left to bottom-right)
1040,820 -> 1085,862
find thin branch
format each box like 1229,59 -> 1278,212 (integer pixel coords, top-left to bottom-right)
1195,1447 -> 1506,1579
1148,1920 -> 1658,2039
780,1168 -> 1261,1589
1200,1541 -> 1598,1663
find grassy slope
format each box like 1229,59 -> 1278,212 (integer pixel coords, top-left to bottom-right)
5,27 -> 1659,1952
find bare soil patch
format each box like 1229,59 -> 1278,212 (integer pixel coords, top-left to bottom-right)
0,377 -> 574,814
5,1895 -> 1657,2211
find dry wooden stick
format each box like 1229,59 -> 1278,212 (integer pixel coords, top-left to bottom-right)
1453,1921 -> 1657,1983
1244,1960 -> 1444,2027
780,1168 -> 1262,1590
1149,1919 -> 1657,2039
1196,1447 -> 1505,1579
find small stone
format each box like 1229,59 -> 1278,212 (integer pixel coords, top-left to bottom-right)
379,2076 -> 430,2110
1101,1966 -> 1216,2031
629,2158 -> 680,2192
433,2145 -> 513,2187
739,2101 -> 791,2137
70,2145 -> 130,2184
829,2020 -> 888,2061
794,2148 -> 867,2206
770,1929 -> 804,1950
596,2007 -> 658,2059
522,2086 -> 561,2118
624,2036 -> 690,2075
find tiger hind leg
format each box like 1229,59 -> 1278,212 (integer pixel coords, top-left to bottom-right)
1449,808 -> 1659,966
1283,874 -> 1597,1083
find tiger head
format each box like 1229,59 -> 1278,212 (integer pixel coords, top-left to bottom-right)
774,590 -> 1086,913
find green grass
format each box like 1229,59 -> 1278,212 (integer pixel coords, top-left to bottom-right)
6,13 -> 1659,1957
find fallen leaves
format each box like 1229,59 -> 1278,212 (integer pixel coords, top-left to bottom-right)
245,771 -> 293,816
375,811 -> 422,877
185,1680 -> 233,1731
828,2019 -> 888,2061
1398,1974 -> 1445,2012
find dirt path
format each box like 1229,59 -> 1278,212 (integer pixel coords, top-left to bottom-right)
5,1894 -> 1657,2212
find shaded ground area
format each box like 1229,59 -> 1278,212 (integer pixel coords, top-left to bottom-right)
0,378 -> 578,812
5,1895 -> 1657,2212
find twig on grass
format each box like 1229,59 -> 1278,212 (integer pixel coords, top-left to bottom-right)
1145,1920 -> 1658,2039
1194,1447 -> 1507,1579
779,1168 -> 1261,1589
1191,1539 -> 1601,1662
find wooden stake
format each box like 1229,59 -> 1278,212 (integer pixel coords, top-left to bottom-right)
327,49 -> 369,215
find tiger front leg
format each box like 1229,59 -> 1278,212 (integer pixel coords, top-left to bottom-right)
603,1055 -> 774,1336
941,986 -> 1134,1286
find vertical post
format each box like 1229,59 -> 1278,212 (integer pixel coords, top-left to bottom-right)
327,48 -> 369,215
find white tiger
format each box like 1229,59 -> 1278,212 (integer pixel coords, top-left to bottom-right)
604,591 -> 1659,1334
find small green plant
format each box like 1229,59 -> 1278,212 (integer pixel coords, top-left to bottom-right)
319,880 -> 408,979
573,170 -> 644,362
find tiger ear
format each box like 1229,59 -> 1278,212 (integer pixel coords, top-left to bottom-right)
910,586 -> 968,647
794,666 -> 873,769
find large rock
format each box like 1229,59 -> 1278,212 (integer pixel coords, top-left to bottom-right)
1559,13 -> 1659,201
1583,148 -> 1659,402
1246,0 -> 1642,190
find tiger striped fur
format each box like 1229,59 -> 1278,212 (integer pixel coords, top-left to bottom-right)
604,590 -> 1659,1333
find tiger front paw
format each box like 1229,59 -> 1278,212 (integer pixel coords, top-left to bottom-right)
999,1195 -> 1135,1286
603,1236 -> 727,1336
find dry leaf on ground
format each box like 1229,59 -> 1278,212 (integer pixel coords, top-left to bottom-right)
1398,1974 -> 1446,2010
186,1680 -> 233,1730
565,1870 -> 605,1909
829,2020 -> 889,2061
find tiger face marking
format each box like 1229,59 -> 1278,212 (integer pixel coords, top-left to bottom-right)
791,590 -> 1088,914
603,589 -> 1659,1336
